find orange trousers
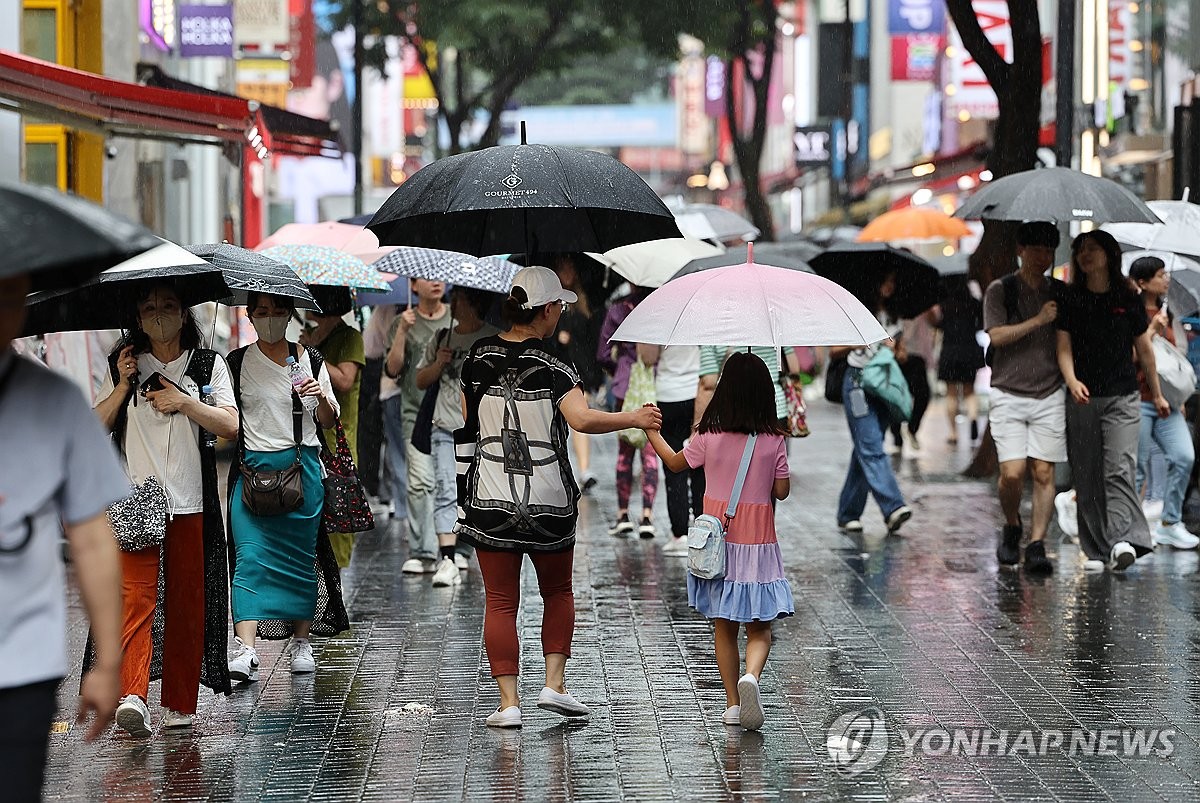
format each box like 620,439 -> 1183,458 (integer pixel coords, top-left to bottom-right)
120,513 -> 205,714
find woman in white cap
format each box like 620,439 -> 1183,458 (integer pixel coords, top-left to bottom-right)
456,266 -> 661,728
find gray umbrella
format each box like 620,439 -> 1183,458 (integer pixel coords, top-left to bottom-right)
371,247 -> 519,294
368,124 -> 681,255
185,243 -> 320,311
1,181 -> 161,292
667,202 -> 760,241
672,242 -> 819,281
954,167 -> 1161,224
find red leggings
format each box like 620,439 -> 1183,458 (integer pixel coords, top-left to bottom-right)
120,513 -> 205,714
475,548 -> 575,677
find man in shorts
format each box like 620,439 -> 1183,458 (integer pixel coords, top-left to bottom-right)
983,222 -> 1064,573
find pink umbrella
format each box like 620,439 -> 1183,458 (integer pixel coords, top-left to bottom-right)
610,243 -> 887,347
257,221 -> 398,267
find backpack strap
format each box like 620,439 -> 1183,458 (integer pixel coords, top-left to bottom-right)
724,433 -> 759,521
1001,274 -> 1021,324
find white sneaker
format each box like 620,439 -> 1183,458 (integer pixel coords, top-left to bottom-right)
1142,498 -> 1165,522
454,553 -> 470,570
608,516 -> 634,537
884,439 -> 900,456
486,705 -> 522,728
902,428 -> 922,455
536,686 -> 591,718
290,638 -> 316,673
228,636 -> 259,683
431,557 -> 462,587
722,705 -> 741,726
838,520 -> 864,533
1109,541 -> 1137,572
1055,491 -> 1079,539
402,558 -> 437,574
1081,558 -> 1106,572
736,674 -> 764,731
662,536 -> 689,556
886,506 -> 913,535
1154,522 -> 1200,550
162,709 -> 193,729
116,695 -> 152,738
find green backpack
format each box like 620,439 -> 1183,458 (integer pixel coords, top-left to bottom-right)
860,346 -> 913,422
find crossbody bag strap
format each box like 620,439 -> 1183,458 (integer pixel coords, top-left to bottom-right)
724,433 -> 759,521
288,342 -> 303,462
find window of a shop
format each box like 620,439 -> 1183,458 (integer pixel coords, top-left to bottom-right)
21,0 -> 74,191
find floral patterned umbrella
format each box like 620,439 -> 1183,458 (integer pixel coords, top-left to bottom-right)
257,244 -> 391,292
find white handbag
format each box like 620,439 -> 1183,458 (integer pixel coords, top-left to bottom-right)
1152,335 -> 1197,409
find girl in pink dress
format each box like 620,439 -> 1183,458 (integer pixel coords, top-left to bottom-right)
645,352 -> 794,731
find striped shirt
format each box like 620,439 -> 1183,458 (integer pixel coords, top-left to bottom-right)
698,346 -> 787,419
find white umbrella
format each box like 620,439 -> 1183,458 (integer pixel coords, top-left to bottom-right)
1104,199 -> 1200,258
1122,249 -> 1200,317
587,238 -> 723,288
609,245 -> 887,347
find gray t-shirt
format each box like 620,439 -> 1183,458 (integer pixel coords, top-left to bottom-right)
983,275 -> 1063,399
419,322 -> 500,432
390,306 -> 452,423
0,351 -> 129,689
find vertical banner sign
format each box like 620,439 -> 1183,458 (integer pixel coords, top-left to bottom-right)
946,0 -> 1011,120
704,56 -> 725,118
1108,0 -> 1130,122
178,5 -> 235,58
288,0 -> 315,88
677,56 -> 709,156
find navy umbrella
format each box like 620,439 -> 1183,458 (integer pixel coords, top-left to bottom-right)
185,243 -> 320,311
367,124 -> 681,255
1,182 -> 161,292
809,242 -> 940,320
954,167 -> 1161,224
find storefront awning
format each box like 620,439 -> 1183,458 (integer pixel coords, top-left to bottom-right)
0,50 -> 335,158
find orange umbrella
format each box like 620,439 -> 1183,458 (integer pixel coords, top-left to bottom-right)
857,208 -> 972,243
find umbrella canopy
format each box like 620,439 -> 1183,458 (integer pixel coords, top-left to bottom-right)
1121,249 -> 1200,318
366,129 -> 681,255
857,208 -> 972,243
185,243 -> 319,310
1,181 -> 161,292
589,238 -> 723,288
22,240 -> 230,335
953,167 -> 1161,224
371,248 -> 519,294
803,225 -> 862,246
609,251 -> 887,348
927,252 -> 970,276
258,221 -> 379,253
257,245 -> 391,292
1103,200 -> 1200,258
673,242 -> 820,282
666,202 -> 760,242
809,242 -> 941,319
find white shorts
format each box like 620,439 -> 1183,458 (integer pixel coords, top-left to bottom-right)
989,387 -> 1068,464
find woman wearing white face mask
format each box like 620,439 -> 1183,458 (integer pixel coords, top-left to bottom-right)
225,293 -> 347,682
93,284 -> 240,737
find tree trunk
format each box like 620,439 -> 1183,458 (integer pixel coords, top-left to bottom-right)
725,0 -> 779,241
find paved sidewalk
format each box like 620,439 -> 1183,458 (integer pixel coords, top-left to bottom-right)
43,399 -> 1200,801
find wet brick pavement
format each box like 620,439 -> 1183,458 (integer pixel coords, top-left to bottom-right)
42,398 -> 1200,801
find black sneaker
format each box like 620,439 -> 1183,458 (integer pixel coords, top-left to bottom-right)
608,515 -> 633,537
996,523 -> 1022,567
638,517 -> 656,539
1024,540 -> 1053,574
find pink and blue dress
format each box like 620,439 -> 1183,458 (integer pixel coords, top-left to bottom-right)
683,431 -> 795,622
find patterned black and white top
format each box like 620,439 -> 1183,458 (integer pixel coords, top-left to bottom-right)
455,335 -> 582,552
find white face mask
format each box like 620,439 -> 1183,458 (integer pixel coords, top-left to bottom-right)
252,315 -> 290,344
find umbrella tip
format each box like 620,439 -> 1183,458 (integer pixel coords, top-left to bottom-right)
520,120 -> 527,145
747,241 -> 754,264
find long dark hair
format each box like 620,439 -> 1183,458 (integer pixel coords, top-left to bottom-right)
697,351 -> 787,436
112,282 -> 204,356
1070,230 -> 1136,300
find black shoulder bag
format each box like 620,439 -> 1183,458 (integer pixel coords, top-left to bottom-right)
411,328 -> 450,456
231,343 -> 306,517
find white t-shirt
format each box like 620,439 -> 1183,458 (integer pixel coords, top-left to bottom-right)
364,306 -> 402,401
1,352 -> 130,689
655,345 -> 700,404
238,344 -> 340,452
98,350 -> 235,515
848,312 -> 903,369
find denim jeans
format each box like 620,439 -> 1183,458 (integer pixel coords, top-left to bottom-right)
431,427 -> 459,536
837,368 -> 906,525
1136,402 -> 1195,525
381,396 -> 409,521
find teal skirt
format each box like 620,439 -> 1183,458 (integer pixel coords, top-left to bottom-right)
230,446 -> 323,623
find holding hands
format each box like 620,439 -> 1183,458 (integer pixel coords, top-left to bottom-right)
636,403 -> 663,433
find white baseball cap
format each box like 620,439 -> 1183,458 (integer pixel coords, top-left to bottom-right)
510,266 -> 578,309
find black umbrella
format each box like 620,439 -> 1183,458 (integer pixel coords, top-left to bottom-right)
953,167 -> 1161,224
809,242 -> 940,319
367,124 -> 680,255
185,243 -> 320,310
22,240 -> 230,336
1,182 -> 161,292
671,242 -> 819,282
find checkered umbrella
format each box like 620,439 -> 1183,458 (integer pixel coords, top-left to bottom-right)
185,243 -> 320,310
371,247 -> 519,294
258,245 -> 391,292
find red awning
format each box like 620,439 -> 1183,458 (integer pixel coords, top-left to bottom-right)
0,50 -> 332,158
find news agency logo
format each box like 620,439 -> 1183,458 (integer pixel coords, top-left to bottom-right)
826,708 -> 1177,776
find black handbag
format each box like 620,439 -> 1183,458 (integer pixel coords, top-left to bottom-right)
240,374 -> 306,517
824,355 -> 849,404
411,329 -> 448,456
